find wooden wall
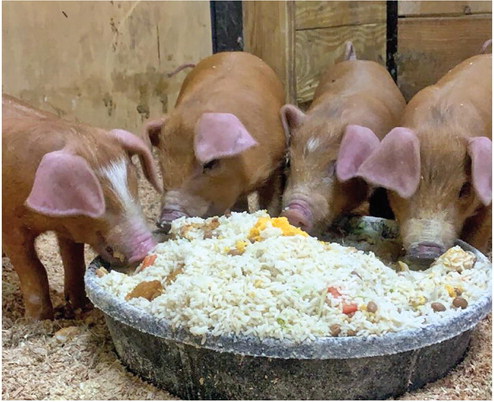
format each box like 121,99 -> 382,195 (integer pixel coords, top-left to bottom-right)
244,1 -> 386,106
2,1 -> 212,133
244,0 -> 491,105
396,0 -> 492,100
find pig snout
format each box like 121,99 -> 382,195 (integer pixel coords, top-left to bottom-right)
157,208 -> 189,231
96,225 -> 156,267
406,241 -> 446,265
281,201 -> 314,232
128,235 -> 157,264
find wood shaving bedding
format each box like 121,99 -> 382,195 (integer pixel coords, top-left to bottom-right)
2,170 -> 491,400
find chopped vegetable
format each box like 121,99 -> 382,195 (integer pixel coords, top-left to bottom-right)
327,286 -> 342,298
139,254 -> 157,271
342,302 -> 358,315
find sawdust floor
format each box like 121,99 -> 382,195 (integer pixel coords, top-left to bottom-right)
2,174 -> 492,400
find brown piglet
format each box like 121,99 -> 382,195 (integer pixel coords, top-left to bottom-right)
355,52 -> 492,264
2,95 -> 162,319
142,51 -> 287,229
280,42 -> 406,233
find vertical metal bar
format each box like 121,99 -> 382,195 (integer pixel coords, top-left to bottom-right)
386,0 -> 399,82
210,1 -> 243,53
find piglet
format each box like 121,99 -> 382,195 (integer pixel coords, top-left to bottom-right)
2,94 -> 162,319
355,52 -> 492,263
142,51 -> 286,229
280,42 -> 406,233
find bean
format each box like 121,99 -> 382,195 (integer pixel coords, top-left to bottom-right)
347,329 -> 357,337
367,301 -> 378,313
431,302 -> 446,312
452,297 -> 468,309
330,324 -> 341,337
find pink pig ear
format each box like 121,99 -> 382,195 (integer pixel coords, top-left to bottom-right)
468,136 -> 492,205
357,127 -> 421,199
280,104 -> 306,144
25,150 -> 105,218
194,113 -> 259,164
109,129 -> 163,193
336,125 -> 381,182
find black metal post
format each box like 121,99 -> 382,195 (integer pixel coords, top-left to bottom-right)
210,1 -> 244,53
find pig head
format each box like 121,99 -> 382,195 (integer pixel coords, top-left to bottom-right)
144,111 -> 259,228
357,127 -> 492,262
3,95 -> 162,319
355,53 -> 492,263
279,42 -> 406,233
24,131 -> 160,265
280,106 -> 380,233
142,51 -> 286,229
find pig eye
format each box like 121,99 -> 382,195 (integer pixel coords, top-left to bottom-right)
458,182 -> 472,199
105,246 -> 114,255
202,159 -> 220,173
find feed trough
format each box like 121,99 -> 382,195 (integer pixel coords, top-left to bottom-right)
85,217 -> 491,400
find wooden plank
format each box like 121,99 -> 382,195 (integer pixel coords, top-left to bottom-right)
398,1 -> 492,17
2,1 -> 212,133
243,1 -> 296,103
296,1 -> 386,30
397,15 -> 491,100
295,23 -> 387,104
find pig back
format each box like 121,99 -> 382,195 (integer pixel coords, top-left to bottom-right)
403,54 -> 492,138
309,60 -> 406,138
173,52 -> 286,160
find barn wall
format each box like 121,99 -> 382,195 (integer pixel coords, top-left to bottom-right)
243,0 -> 491,106
2,1 -> 212,133
396,0 -> 492,100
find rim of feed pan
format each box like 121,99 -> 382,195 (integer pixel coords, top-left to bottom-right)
85,217 -> 492,361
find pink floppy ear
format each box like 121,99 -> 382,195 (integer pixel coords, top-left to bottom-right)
357,127 -> 421,199
25,150 -> 105,218
194,113 -> 259,164
109,129 -> 163,193
336,125 -> 381,182
468,136 -> 492,205
280,104 -> 306,144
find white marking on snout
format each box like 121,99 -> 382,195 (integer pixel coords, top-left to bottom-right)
305,137 -> 320,153
98,158 -> 141,219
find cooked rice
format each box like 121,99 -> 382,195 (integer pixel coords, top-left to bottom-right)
97,211 -> 491,343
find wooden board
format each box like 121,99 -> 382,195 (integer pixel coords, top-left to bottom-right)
396,15 -> 491,100
295,23 -> 387,103
2,1 -> 212,133
243,1 -> 296,103
295,1 -> 386,30
398,1 -> 492,17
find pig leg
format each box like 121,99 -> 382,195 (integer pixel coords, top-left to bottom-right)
247,191 -> 260,213
258,168 -> 283,216
460,207 -> 492,253
3,227 -> 53,319
56,235 -> 90,310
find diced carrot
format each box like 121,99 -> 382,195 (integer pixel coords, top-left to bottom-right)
342,302 -> 358,315
327,286 -> 342,298
141,254 -> 157,270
